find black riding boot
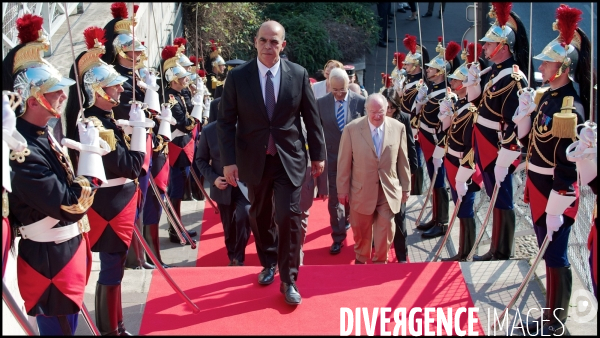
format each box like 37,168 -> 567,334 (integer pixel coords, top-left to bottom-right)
145,224 -> 171,268
473,208 -> 502,261
168,198 -> 197,243
95,283 -> 120,336
416,183 -> 438,231
125,218 -> 155,270
494,208 -> 516,260
539,266 -> 572,336
116,284 -> 132,336
411,168 -> 425,195
422,188 -> 449,238
441,217 -> 466,261
462,217 -> 476,259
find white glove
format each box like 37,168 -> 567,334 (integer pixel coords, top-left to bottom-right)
128,102 -> 150,153
494,165 -> 509,187
79,120 -> 100,148
438,98 -> 453,131
2,94 -> 16,136
144,71 -> 160,92
158,104 -> 174,123
191,91 -> 203,106
129,102 -> 145,123
157,104 -> 175,140
456,181 -> 468,198
463,63 -> 481,88
136,80 -> 148,90
432,157 -> 443,170
545,214 -> 563,241
416,84 -> 428,103
568,123 -> 597,161
516,88 -> 536,117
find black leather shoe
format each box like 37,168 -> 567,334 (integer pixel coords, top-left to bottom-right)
280,282 -> 302,305
141,262 -> 155,269
258,266 -> 276,285
422,12 -> 432,17
378,40 -> 387,48
187,229 -> 198,237
421,223 -> 447,238
169,227 -> 196,245
354,259 -> 365,264
416,219 -> 436,231
330,242 -> 343,255
473,251 -> 495,261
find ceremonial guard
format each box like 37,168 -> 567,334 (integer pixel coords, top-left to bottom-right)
514,5 -> 592,334
3,14 -> 104,335
206,39 -> 226,99
438,41 -> 484,260
64,25 -> 148,335
162,45 -> 198,243
397,34 -> 429,195
413,39 -> 461,238
2,92 -> 27,275
462,3 -> 530,261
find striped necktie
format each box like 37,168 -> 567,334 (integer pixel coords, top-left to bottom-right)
265,70 -> 277,155
336,100 -> 345,132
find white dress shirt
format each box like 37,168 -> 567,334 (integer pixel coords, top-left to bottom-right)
368,119 -> 385,158
257,59 -> 281,104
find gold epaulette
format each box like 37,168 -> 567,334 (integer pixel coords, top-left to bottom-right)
460,149 -> 475,168
86,116 -> 116,151
534,87 -> 549,105
211,77 -> 224,89
60,176 -> 95,214
551,96 -> 577,139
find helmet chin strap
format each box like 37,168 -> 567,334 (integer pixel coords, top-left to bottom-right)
487,42 -> 505,60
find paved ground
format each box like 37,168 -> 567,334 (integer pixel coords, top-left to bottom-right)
3,2 -> 597,336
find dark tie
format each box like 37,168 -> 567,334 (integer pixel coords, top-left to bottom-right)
265,70 -> 277,155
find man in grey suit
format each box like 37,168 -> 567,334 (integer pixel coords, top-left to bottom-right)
316,67 -> 366,255
195,120 -> 251,266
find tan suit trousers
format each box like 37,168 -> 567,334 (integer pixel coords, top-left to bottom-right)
350,183 -> 396,263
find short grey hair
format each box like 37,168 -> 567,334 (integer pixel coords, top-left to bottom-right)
328,67 -> 349,85
366,93 -> 388,110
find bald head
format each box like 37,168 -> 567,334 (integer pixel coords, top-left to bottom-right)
255,21 -> 287,68
348,83 -> 361,95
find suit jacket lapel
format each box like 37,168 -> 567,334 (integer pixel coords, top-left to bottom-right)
348,92 -> 360,121
275,60 -> 292,112
360,118 -> 377,157
381,117 -> 392,159
246,59 -> 269,121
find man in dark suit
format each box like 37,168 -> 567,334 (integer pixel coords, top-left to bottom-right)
218,21 -> 326,306
196,120 -> 251,266
316,67 -> 365,255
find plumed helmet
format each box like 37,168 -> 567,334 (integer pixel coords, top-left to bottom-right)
449,40 -> 483,82
402,34 -> 423,68
174,37 -> 193,67
425,38 -> 461,75
103,3 -> 146,64
76,26 -> 128,108
481,3 -> 518,54
162,45 -> 191,83
6,14 -> 75,117
534,4 -> 583,81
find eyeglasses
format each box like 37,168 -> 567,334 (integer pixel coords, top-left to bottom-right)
332,89 -> 348,93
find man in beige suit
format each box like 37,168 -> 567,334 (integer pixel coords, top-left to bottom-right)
337,93 -> 411,264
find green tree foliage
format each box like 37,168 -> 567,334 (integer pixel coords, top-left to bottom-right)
182,2 -> 379,74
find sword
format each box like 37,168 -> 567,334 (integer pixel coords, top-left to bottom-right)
466,184 -> 499,261
80,303 -> 100,335
2,280 -> 36,335
131,225 -> 200,313
432,197 -> 461,261
148,176 -> 196,248
415,168 -> 438,228
492,235 -> 550,330
189,166 -> 219,213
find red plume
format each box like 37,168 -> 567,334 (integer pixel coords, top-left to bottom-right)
16,14 -> 43,44
110,2 -> 128,19
403,34 -> 417,54
83,26 -> 107,50
445,41 -> 461,62
555,4 -> 582,46
492,2 -> 512,27
467,42 -> 483,64
189,55 -> 197,65
174,37 -> 187,47
133,4 -> 139,14
197,69 -> 206,77
394,52 -> 406,65
161,45 -> 178,60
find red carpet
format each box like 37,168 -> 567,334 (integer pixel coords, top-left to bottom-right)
139,262 -> 483,335
196,199 -> 400,266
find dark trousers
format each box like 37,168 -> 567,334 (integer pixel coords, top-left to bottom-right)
377,2 -> 391,41
407,2 -> 417,12
393,202 -> 408,261
217,186 -> 251,263
328,171 -> 349,243
98,251 -> 126,285
248,153 -> 302,284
